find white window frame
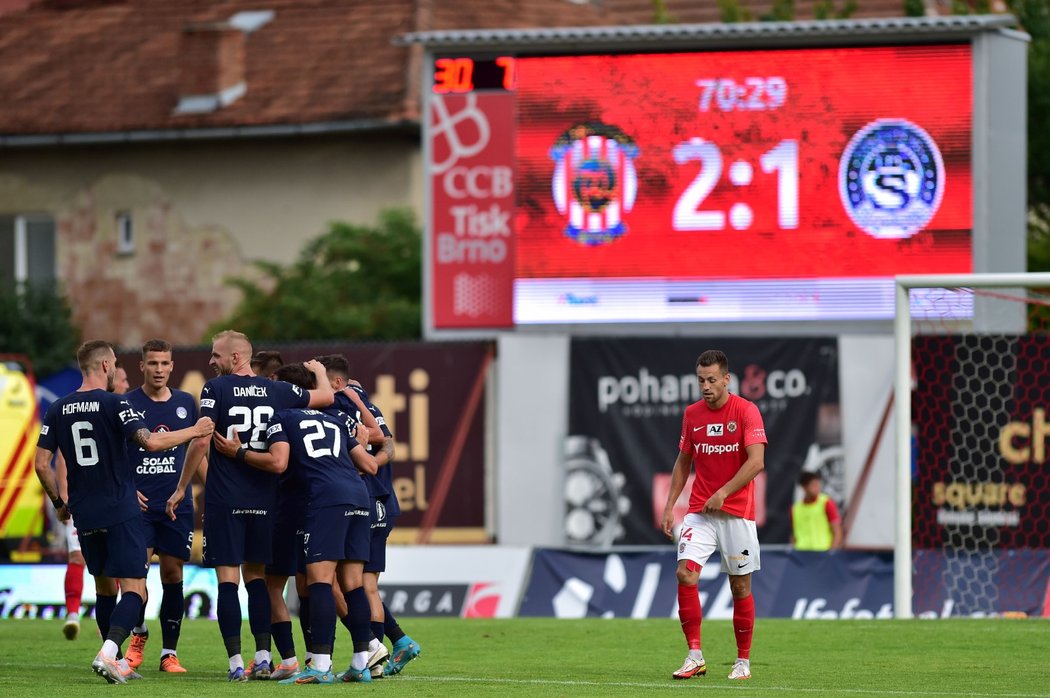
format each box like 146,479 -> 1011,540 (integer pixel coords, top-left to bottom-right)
116,211 -> 134,255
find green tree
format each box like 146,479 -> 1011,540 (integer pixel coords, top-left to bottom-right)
1011,0 -> 1050,272
936,2 -> 1050,272
0,282 -> 80,377
208,209 -> 422,342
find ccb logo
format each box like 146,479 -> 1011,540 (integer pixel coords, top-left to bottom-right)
550,122 -> 639,245
838,119 -> 944,239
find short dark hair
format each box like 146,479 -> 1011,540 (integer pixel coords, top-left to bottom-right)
799,471 -> 822,487
251,350 -> 284,378
274,363 -> 315,390
315,354 -> 350,380
76,340 -> 114,372
141,338 -> 172,356
696,349 -> 729,374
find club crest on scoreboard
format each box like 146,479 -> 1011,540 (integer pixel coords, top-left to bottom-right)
550,122 -> 639,246
838,118 -> 945,240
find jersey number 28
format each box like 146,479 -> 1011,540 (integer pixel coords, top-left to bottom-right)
227,406 -> 274,450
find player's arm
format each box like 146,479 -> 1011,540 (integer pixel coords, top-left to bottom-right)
134,417 -> 214,452
702,442 -> 765,513
166,435 -> 210,520
661,450 -> 693,539
303,359 -> 335,408
343,389 -> 383,444
827,499 -> 844,550
212,427 -> 289,474
34,447 -> 70,522
374,437 -> 395,468
348,424 -> 378,475
54,450 -> 69,502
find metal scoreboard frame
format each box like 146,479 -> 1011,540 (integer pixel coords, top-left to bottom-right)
401,15 -> 1028,339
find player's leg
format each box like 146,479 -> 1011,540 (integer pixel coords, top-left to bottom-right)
123,544 -> 151,668
718,516 -> 760,680
286,559 -> 337,684
89,520 -> 148,684
156,553 -> 187,672
62,519 -> 85,640
333,576 -> 350,640
284,504 -> 351,685
266,573 -> 300,679
155,509 -> 192,672
362,572 -> 389,675
243,510 -> 276,679
336,508 -> 373,683
267,500 -> 303,679
205,507 -> 249,681
243,562 -> 272,679
672,512 -> 717,680
294,571 -> 311,667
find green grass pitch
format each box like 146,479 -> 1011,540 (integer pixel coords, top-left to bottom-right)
2,617 -> 1049,696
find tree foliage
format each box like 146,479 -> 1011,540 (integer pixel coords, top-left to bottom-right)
927,2 -> 1050,271
0,282 -> 80,376
207,209 -> 422,342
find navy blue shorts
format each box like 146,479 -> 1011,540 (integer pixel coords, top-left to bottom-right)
365,499 -> 396,574
303,504 -> 370,566
142,507 -> 194,561
202,505 -> 274,567
266,500 -> 306,577
79,516 -> 149,580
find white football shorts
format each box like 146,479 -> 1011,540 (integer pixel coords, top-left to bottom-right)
677,511 -> 760,575
64,518 -> 81,553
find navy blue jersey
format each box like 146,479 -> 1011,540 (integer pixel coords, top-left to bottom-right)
265,408 -> 370,509
124,387 -> 198,514
199,374 -> 310,508
345,385 -> 400,518
37,389 -> 149,529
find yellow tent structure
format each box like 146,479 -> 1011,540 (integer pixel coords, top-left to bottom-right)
0,359 -> 44,560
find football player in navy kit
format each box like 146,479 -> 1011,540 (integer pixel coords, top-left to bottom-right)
315,354 -> 419,676
122,339 -> 200,673
213,362 -> 377,684
165,330 -> 333,682
34,340 -> 213,684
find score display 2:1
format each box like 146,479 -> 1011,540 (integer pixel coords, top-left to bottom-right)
672,138 -> 798,232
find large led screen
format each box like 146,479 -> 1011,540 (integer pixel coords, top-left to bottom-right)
427,44 -> 974,329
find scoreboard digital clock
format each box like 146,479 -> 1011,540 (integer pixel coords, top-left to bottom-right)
424,37 -> 1004,331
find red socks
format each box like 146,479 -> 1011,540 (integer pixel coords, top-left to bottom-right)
733,593 -> 755,659
677,584 -> 702,650
65,562 -> 85,615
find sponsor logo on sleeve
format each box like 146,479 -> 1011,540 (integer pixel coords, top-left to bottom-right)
200,398 -> 215,409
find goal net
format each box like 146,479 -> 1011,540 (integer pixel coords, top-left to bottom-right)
895,272 -> 1050,619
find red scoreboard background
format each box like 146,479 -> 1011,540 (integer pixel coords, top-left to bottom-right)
428,44 -> 973,330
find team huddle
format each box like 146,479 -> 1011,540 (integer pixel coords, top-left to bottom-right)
33,331 -> 420,685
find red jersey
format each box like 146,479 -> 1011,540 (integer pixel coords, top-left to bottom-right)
678,393 -> 767,520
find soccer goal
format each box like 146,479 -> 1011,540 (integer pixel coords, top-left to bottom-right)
894,272 -> 1050,619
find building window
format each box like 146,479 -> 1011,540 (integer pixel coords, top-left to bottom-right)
0,214 -> 56,289
116,211 -> 134,255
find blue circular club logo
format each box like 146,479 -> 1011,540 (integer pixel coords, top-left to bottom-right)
838,119 -> 945,240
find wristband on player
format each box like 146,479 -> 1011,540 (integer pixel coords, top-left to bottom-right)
236,445 -> 248,462
51,496 -> 65,510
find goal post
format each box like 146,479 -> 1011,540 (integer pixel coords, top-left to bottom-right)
894,272 -> 1050,619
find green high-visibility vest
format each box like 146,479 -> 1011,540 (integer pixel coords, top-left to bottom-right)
792,493 -> 833,551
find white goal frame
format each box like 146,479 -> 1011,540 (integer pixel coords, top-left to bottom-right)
893,271 -> 1050,618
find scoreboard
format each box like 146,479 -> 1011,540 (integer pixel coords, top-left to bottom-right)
420,19 -> 1025,333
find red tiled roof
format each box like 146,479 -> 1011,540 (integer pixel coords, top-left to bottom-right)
0,0 -> 909,136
